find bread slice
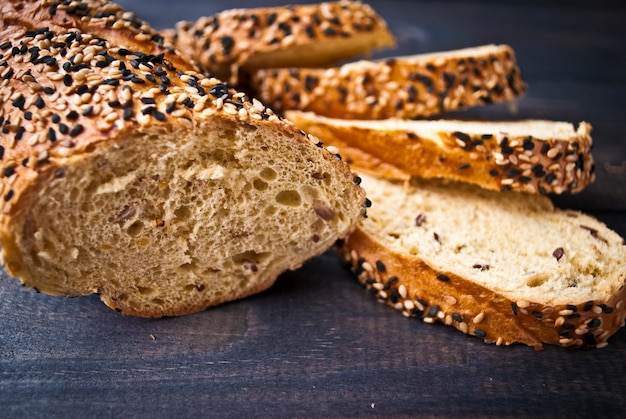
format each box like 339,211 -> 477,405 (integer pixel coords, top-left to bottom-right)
285,111 -> 595,195
0,0 -> 366,317
252,44 -> 526,120
337,174 -> 626,349
167,1 -> 396,84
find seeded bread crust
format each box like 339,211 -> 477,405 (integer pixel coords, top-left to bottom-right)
1,0 -> 197,71
0,0 -> 366,317
285,112 -> 595,194
168,1 -> 396,84
338,175 -> 626,349
251,44 -> 526,120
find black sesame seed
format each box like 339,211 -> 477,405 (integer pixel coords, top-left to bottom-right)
436,274 -> 450,282
2,68 -> 14,80
0,145 -> 4,160
4,189 -> 15,201
63,74 -> 73,86
474,329 -> 487,339
375,260 -> 386,273
457,163 -> 470,170
43,87 -> 54,95
353,176 -> 362,185
152,110 -> 166,121
69,124 -> 84,137
415,213 -> 426,227
523,136 -> 535,150
588,318 -> 601,328
141,97 -> 156,104
364,198 -> 372,208
12,95 -> 25,110
66,111 -> 79,120
511,302 -> 518,315
532,311 -> 543,319
82,106 -> 93,116
382,276 -> 398,290
34,96 -> 45,109
566,313 -> 581,319
583,300 -> 594,312
165,102 -> 176,114
452,312 -> 463,322
24,111 -> 33,121
48,127 -> 57,142
552,247 -> 564,261
3,167 -> 16,177
558,329 -> 571,337
427,305 -> 439,317
15,126 -> 25,141
58,123 -> 69,134
489,169 -> 499,177
123,107 -> 133,120
566,304 -> 578,312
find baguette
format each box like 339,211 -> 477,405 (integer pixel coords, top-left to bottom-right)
168,1 -> 396,84
337,174 -> 626,349
0,0 -> 366,317
252,44 -> 526,120
285,111 -> 595,194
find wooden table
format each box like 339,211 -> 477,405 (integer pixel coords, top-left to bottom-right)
2,1 -> 625,417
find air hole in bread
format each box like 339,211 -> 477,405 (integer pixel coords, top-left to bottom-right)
259,167 -> 277,181
275,190 -> 302,206
253,178 -> 268,191
126,220 -> 143,237
231,250 -> 271,266
174,205 -> 192,221
526,273 -> 549,288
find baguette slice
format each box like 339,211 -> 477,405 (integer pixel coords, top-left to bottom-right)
168,1 -> 396,84
337,174 -> 626,349
252,44 -> 526,120
285,111 -> 594,194
0,0 -> 366,318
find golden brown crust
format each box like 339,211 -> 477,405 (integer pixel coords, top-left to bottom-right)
251,44 -> 526,120
286,112 -> 595,194
1,0 -> 197,71
170,1 -> 396,83
337,227 -> 626,349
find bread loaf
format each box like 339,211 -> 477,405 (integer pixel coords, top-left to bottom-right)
338,174 -> 626,349
252,44 -> 526,120
0,0 -> 366,317
168,1 -> 396,84
285,111 -> 595,195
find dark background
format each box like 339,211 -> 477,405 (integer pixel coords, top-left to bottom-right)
1,1 -> 625,417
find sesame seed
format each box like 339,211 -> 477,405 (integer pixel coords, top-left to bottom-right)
69,124 -> 84,137
436,274 -> 450,282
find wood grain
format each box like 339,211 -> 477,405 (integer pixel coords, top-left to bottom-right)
1,1 -> 625,417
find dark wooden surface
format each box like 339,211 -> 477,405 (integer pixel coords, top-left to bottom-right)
2,1 -> 626,417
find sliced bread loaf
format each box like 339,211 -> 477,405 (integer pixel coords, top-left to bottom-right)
252,44 -> 526,120
338,174 -> 626,349
167,1 -> 396,84
0,0 -> 366,317
285,111 -> 594,194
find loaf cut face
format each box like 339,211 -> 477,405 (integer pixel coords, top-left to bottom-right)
338,174 -> 626,348
285,112 -> 594,195
0,1 -> 366,317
